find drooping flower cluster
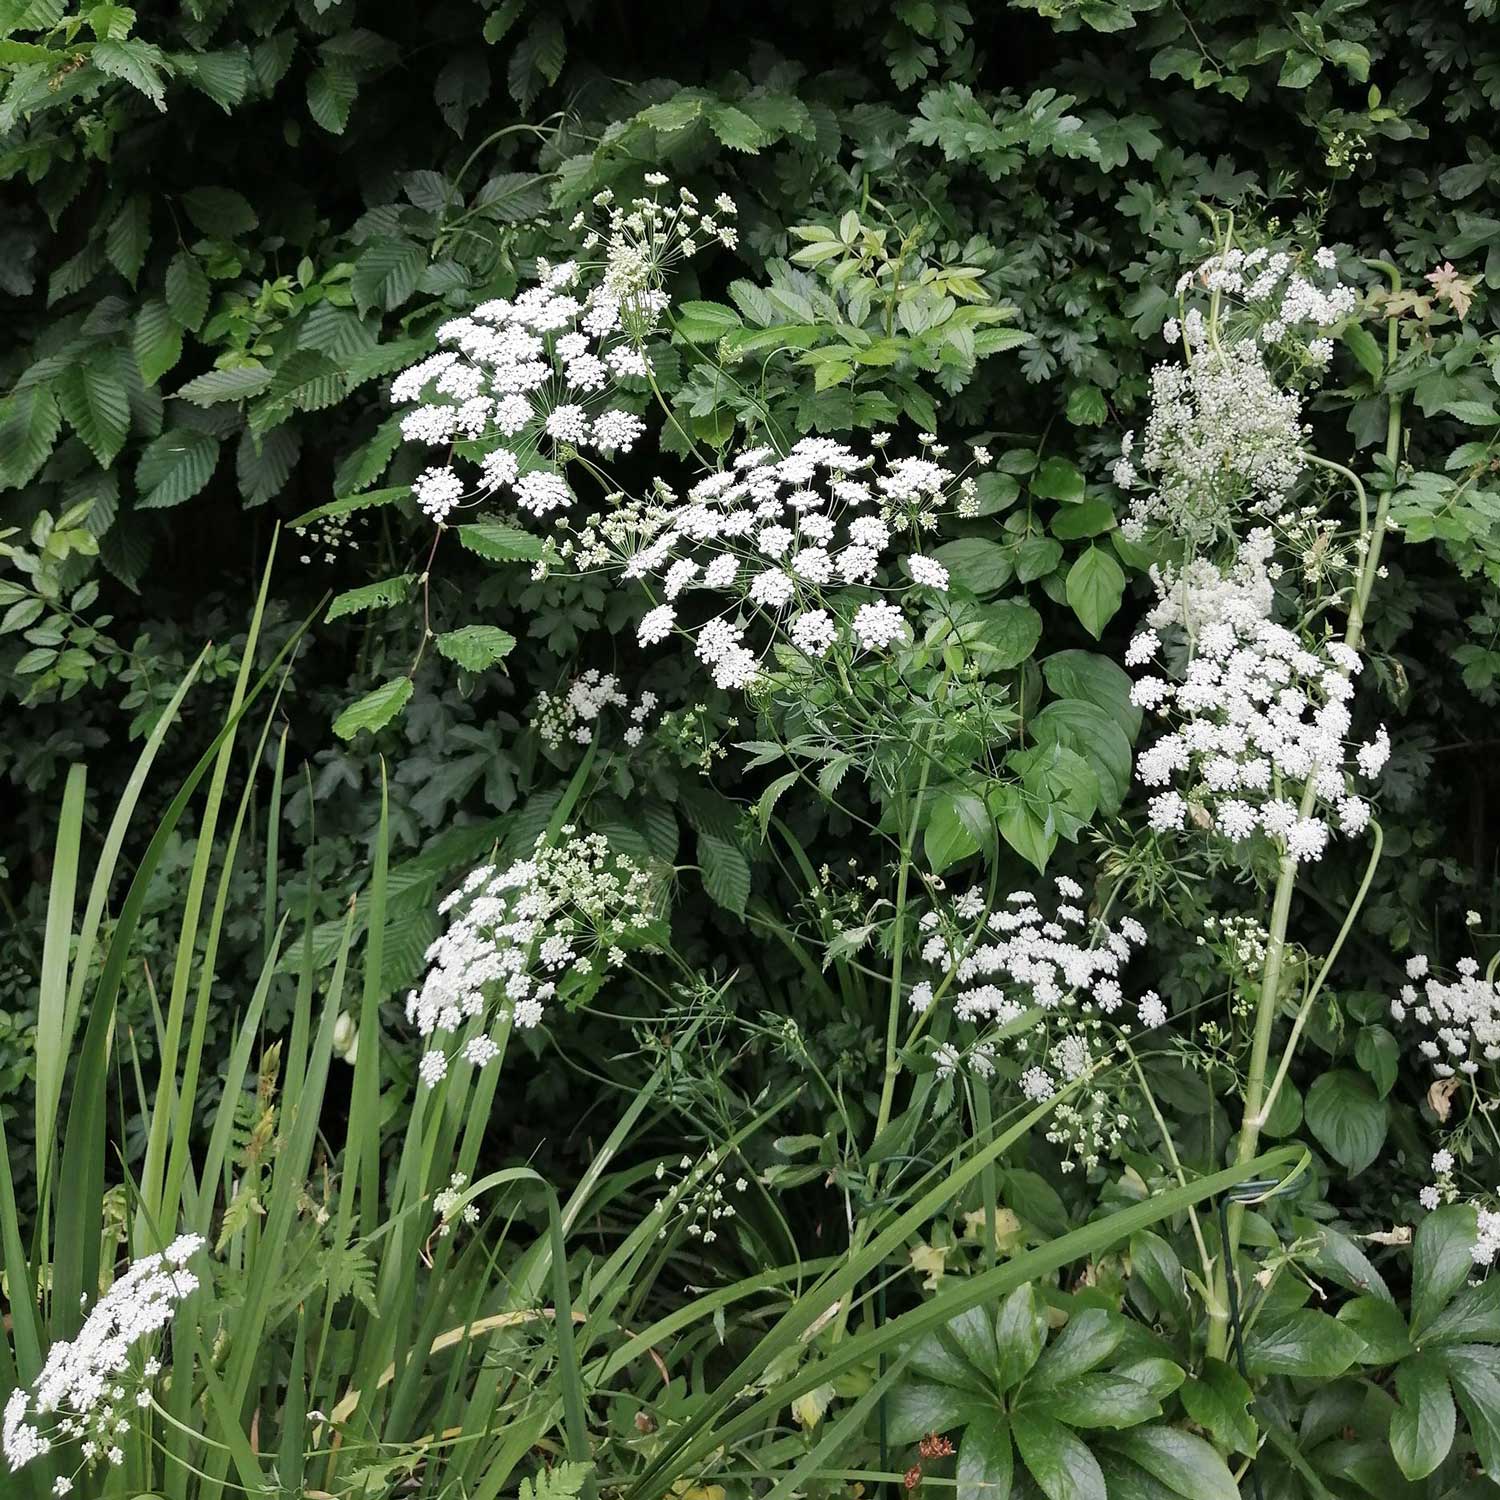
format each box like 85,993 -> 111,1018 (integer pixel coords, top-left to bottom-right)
531,670 -> 658,751
909,876 -> 1161,1106
562,435 -> 975,692
1114,245 -> 1358,544
1390,953 -> 1500,1082
1127,530 -> 1387,860
393,182 -> 735,526
409,829 -> 658,1084
4,1235 -> 204,1479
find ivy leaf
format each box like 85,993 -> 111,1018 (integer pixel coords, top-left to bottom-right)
132,298 -> 182,385
57,359 -> 130,468
1064,547 -> 1125,638
333,677 -> 413,740
135,428 -> 219,509
699,832 -> 751,916
434,625 -> 517,670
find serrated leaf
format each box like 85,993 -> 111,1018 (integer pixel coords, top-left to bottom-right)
182,186 -> 257,237
175,365 -> 272,406
756,771 -> 799,837
237,425 -> 300,506
351,238 -> 425,315
307,64 -> 358,133
135,428 -> 219,508
105,193 -> 150,284
457,522 -> 543,562
472,171 -> 548,223
57,359 -> 130,468
165,251 -> 210,331
699,832 -> 751,916
434,624 -> 517,670
333,677 -> 413,740
0,386 -> 62,489
93,37 -> 169,109
132,298 -> 182,384
324,574 -> 414,622
710,103 -> 764,151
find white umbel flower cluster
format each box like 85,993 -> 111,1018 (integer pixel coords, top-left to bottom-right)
408,828 -> 657,1082
4,1234 -> 204,1477
1128,530 -> 1387,860
1390,953 -> 1500,1081
532,670 -> 658,750
567,436 -> 968,692
911,877 -> 1160,1105
1113,245 -> 1358,544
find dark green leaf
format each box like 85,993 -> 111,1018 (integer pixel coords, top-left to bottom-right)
1305,1069 -> 1387,1175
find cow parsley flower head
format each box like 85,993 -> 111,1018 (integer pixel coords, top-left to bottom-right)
4,1235 -> 204,1477
1128,530 -> 1385,862
393,182 -> 733,531
569,436 -> 976,694
913,876 -> 1154,1152
1116,244 -> 1357,545
1389,954 -> 1500,1084
409,829 -> 658,1080
532,670 -> 658,751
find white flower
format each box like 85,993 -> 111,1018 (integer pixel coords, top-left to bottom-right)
413,467 -> 465,523
788,609 -> 836,658
852,602 -> 905,651
907,555 -> 949,590
637,605 -> 675,647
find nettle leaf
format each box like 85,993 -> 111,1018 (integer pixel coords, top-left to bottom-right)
57,358 -> 130,467
333,677 -> 413,740
699,832 -> 751,916
1305,1069 -> 1388,1175
132,298 -> 182,385
135,428 -> 219,509
434,625 -> 517,671
326,574 -> 415,622
1064,547 -> 1126,638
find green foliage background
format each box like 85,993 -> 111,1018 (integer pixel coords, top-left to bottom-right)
3,0 -> 1500,1214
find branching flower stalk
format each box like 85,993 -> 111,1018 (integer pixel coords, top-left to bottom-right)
1206,261 -> 1405,1363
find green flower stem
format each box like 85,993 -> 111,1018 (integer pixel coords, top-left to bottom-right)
1206,274 -> 1404,1365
